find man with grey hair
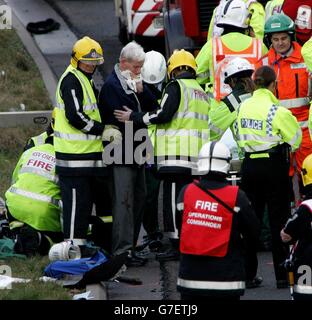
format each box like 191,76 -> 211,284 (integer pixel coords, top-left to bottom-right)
99,41 -> 159,266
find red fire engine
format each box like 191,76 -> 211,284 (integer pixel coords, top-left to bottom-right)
163,0 -> 219,57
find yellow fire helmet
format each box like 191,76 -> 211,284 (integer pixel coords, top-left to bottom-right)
301,154 -> 312,187
70,36 -> 104,68
167,49 -> 197,78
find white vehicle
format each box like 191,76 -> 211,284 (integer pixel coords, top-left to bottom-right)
115,0 -> 164,44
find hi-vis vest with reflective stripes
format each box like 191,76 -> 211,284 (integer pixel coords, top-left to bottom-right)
212,37 -> 263,101
236,89 -> 302,153
54,65 -> 103,168
31,131 -> 48,146
155,79 -> 210,170
259,43 -> 311,129
5,144 -> 61,232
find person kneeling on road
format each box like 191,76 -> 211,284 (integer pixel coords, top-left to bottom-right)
176,142 -> 260,300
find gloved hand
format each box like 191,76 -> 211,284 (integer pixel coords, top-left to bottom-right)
102,125 -> 122,145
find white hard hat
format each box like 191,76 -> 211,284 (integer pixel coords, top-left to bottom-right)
217,0 -> 250,29
224,57 -> 254,84
141,50 -> 167,84
197,141 -> 232,175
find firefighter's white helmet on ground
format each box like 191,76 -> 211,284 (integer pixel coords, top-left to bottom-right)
217,0 -> 250,29
224,57 -> 255,84
197,141 -> 232,175
141,50 -> 167,84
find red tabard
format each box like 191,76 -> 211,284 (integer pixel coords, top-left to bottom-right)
180,183 -> 239,257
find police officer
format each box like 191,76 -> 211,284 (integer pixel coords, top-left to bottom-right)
281,153 -> 312,300
54,37 -> 113,252
114,49 -> 210,261
177,141 -> 260,300
196,0 -> 267,101
236,65 -> 302,288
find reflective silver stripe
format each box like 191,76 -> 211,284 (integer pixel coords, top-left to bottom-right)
299,120 -> 308,128
239,133 -> 281,143
55,102 -> 97,111
156,129 -> 209,140
9,186 -> 59,206
56,159 -> 104,168
227,93 -> 240,110
177,278 -> 245,290
197,72 -> 210,79
257,38 -> 262,60
157,159 -> 196,169
171,183 -> 179,239
239,93 -> 252,101
289,129 -> 302,147
71,69 -> 92,105
279,97 -> 310,109
208,122 -> 224,135
54,131 -> 101,141
177,202 -> 184,211
294,284 -> 312,294
19,167 -> 57,183
178,80 -> 189,113
175,112 -> 209,121
70,188 -> 76,240
36,134 -> 46,145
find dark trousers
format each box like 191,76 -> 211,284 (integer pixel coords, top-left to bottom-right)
59,175 -> 98,242
108,165 -> 146,255
241,153 -> 290,282
163,175 -> 193,240
143,166 -> 161,235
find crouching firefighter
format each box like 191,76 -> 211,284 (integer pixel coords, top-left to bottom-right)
280,153 -> 312,300
5,134 -> 63,256
176,141 -> 260,300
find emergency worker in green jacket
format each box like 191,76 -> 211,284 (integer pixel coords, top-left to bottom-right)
208,0 -> 266,40
5,136 -> 63,256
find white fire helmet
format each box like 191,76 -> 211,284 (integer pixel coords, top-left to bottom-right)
197,141 -> 232,175
141,50 -> 167,84
224,57 -> 254,84
217,0 -> 250,29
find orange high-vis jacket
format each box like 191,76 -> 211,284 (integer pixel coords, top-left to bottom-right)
256,42 -> 311,128
213,37 -> 263,101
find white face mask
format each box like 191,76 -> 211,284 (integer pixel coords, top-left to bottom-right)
121,70 -> 142,92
